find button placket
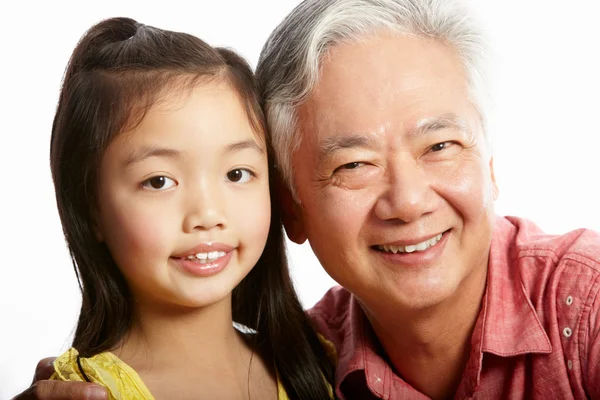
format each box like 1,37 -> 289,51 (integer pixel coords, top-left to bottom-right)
563,294 -> 575,374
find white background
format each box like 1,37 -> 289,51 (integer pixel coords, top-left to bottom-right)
1,0 -> 599,398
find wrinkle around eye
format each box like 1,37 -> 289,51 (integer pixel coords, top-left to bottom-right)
330,163 -> 383,190
422,141 -> 463,161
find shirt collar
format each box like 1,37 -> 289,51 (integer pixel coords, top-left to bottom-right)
335,295 -> 393,398
479,216 -> 552,356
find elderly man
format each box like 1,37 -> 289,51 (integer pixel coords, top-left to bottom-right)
15,0 -> 600,399
255,0 -> 600,398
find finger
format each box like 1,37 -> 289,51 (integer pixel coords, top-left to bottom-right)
33,358 -> 57,383
13,381 -> 108,400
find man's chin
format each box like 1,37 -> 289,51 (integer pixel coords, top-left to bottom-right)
359,275 -> 465,315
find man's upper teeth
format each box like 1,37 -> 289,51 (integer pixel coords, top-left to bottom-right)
185,251 -> 226,260
379,233 -> 443,253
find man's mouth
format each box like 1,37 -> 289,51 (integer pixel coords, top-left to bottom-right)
375,232 -> 446,254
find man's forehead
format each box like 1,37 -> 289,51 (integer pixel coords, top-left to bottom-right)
300,39 -> 471,121
314,113 -> 471,144
319,32 -> 460,74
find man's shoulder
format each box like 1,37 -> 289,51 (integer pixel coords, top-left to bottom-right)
500,216 -> 600,394
308,285 -> 353,326
503,215 -> 600,272
307,286 -> 356,347
499,216 -> 600,336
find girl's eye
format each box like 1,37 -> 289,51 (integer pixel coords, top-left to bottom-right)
142,176 -> 176,190
227,169 -> 253,183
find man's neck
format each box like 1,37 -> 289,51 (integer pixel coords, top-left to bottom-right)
362,265 -> 488,400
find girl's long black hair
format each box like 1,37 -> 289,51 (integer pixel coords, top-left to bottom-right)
50,17 -> 333,399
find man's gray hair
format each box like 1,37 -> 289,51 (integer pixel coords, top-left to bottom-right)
257,0 -> 489,191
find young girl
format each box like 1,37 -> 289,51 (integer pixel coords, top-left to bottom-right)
49,17 -> 333,399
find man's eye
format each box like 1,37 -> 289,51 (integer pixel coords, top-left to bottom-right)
142,176 -> 176,190
430,142 -> 453,152
337,162 -> 364,171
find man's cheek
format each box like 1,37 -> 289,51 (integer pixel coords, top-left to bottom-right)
438,165 -> 487,207
324,193 -> 371,227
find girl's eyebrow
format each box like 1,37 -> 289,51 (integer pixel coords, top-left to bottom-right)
224,139 -> 265,155
123,140 -> 265,167
123,146 -> 180,168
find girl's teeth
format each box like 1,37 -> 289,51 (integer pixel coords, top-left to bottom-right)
183,251 -> 227,263
184,251 -> 227,264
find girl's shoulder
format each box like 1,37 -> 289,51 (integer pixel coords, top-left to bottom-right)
50,347 -> 154,400
51,346 -> 332,400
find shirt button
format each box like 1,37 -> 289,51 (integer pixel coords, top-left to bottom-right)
567,360 -> 573,370
563,327 -> 573,338
566,296 -> 573,306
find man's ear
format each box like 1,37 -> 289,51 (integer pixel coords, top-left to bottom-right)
490,157 -> 499,201
275,177 -> 307,244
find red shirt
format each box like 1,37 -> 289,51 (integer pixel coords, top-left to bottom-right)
308,216 -> 600,399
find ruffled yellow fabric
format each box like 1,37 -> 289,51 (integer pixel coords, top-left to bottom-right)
317,334 -> 338,367
50,348 -> 154,400
51,347 -> 294,399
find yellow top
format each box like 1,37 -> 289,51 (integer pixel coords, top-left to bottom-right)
50,347 -> 289,400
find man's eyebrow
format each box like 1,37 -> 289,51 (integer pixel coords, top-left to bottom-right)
414,113 -> 472,137
317,134 -> 380,162
123,146 -> 180,167
224,139 -> 265,155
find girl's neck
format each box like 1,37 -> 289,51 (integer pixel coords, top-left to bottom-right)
112,294 -> 278,399
116,294 -> 245,370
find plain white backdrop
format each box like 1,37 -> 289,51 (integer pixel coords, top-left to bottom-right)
1,0 -> 599,397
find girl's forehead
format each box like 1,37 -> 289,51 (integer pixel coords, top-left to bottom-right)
102,87 -> 267,169
120,81 -> 265,147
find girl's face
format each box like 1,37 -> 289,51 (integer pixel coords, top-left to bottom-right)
95,81 -> 271,311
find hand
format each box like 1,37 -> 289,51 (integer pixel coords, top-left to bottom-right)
11,357 -> 107,400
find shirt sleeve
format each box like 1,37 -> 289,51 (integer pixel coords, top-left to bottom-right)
50,348 -> 89,383
51,347 -> 153,400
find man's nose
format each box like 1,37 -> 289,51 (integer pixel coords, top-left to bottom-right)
373,156 -> 439,223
